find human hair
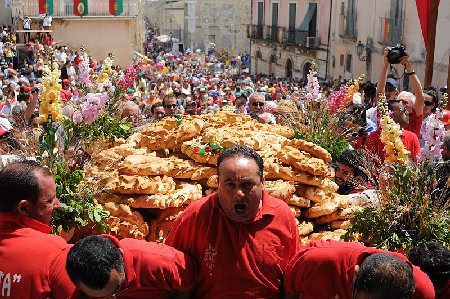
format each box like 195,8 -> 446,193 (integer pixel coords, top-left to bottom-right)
423,86 -> 439,112
66,235 -> 124,290
0,160 -> 51,212
162,94 -> 177,105
355,253 -> 415,299
217,145 -> 264,179
387,99 -> 401,112
443,132 -> 450,152
336,149 -> 371,182
397,91 -> 416,105
249,92 -> 265,103
408,241 -> 450,290
150,101 -> 163,114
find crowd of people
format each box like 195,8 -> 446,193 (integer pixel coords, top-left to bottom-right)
0,22 -> 449,299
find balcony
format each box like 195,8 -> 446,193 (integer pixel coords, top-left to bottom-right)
19,0 -> 139,18
378,16 -> 404,44
247,24 -> 264,39
338,14 -> 356,38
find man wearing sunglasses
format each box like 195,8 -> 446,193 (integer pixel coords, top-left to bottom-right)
162,94 -> 179,117
65,235 -> 197,299
248,92 -> 276,124
283,240 -> 434,299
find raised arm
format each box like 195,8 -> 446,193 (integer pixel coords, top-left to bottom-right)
375,47 -> 391,102
400,54 -> 424,116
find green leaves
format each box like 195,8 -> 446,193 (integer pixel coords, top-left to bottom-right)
345,162 -> 450,250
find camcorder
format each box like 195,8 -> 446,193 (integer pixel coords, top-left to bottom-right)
387,44 -> 407,64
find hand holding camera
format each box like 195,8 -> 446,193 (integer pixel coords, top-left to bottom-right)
387,44 -> 407,64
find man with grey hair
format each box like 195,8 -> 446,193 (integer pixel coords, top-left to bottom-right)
248,92 -> 276,124
442,132 -> 450,161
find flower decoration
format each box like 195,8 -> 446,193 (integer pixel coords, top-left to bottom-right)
78,52 -> 93,87
419,114 -> 445,161
118,65 -> 138,90
378,94 -> 410,164
39,48 -> 63,123
328,86 -> 347,114
305,63 -> 320,102
340,74 -> 365,110
73,93 -> 109,124
96,53 -> 114,84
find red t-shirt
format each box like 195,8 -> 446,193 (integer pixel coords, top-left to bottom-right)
364,128 -> 420,162
284,240 -> 435,299
403,108 -> 423,136
0,213 -> 75,298
68,235 -> 197,299
165,191 -> 300,298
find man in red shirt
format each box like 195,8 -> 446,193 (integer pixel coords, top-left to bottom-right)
364,100 -> 420,162
166,145 -> 300,298
65,235 -> 197,299
283,240 -> 435,299
408,241 -> 450,299
376,48 -> 425,136
0,160 -> 75,298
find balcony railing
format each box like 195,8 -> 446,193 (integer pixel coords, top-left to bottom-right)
379,16 -> 404,44
247,25 -> 319,49
338,14 -> 356,38
247,24 -> 264,39
20,0 -> 139,18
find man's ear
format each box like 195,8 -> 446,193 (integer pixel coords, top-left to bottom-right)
353,264 -> 360,284
16,200 -> 30,216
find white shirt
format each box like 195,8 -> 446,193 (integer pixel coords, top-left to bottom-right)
23,18 -> 31,30
43,16 -> 52,27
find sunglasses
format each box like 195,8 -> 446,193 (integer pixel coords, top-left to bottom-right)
424,101 -> 434,107
164,104 -> 177,109
252,102 -> 265,107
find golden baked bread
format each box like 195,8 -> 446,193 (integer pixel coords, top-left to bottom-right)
264,180 -> 296,201
298,220 -> 314,236
284,139 -> 332,163
289,205 -> 302,218
104,174 -> 176,195
278,145 -> 328,176
303,202 -> 338,218
119,154 -> 175,176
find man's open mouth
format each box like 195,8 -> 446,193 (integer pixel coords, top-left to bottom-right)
234,203 -> 247,214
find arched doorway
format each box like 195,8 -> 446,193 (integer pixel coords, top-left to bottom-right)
286,58 -> 293,78
303,62 -> 312,80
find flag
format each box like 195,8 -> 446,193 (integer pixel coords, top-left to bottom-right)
74,0 -> 88,17
383,17 -> 390,43
109,0 -> 124,16
39,0 -> 54,16
416,0 -> 440,48
341,15 -> 348,34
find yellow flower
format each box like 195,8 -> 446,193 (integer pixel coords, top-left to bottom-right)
39,57 -> 63,123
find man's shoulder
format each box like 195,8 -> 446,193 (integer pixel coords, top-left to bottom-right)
182,193 -> 216,215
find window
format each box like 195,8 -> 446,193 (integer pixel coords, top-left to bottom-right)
332,55 -> 336,68
289,3 -> 296,29
340,2 -> 345,15
257,2 -> 264,25
340,54 -> 344,66
271,3 -> 279,41
288,3 -> 296,43
346,54 -> 352,72
208,35 -> 216,44
299,3 -> 317,37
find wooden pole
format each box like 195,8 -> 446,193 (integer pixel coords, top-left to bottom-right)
447,53 -> 450,110
424,0 -> 439,87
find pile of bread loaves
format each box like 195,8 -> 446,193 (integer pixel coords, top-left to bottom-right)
83,112 -> 363,243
